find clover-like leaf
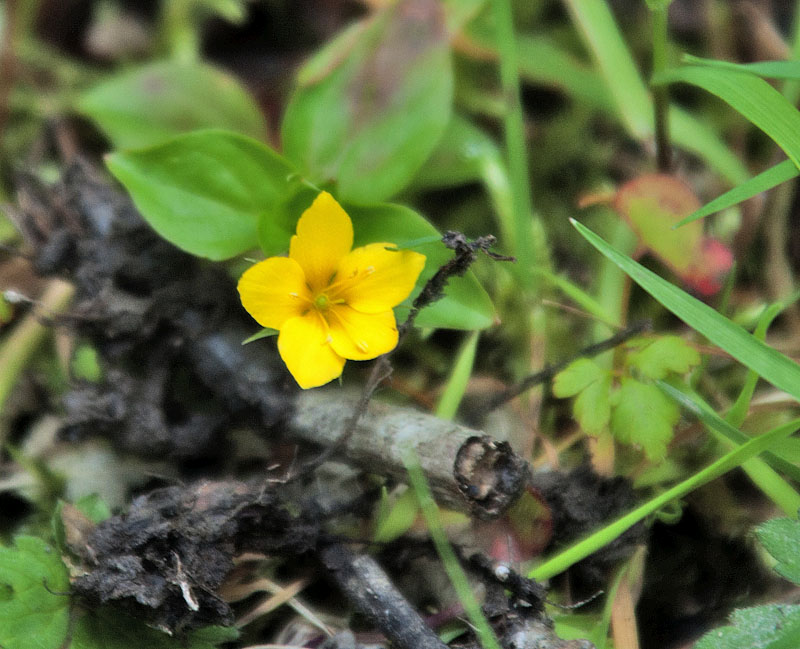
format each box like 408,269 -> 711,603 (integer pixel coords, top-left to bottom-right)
694,604 -> 800,649
573,374 -> 613,436
553,358 -> 608,398
626,335 -> 701,380
0,536 -> 70,649
610,378 -> 678,461
756,517 -> 800,585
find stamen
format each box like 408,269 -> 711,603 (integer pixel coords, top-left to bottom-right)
289,292 -> 299,298
365,266 -> 375,275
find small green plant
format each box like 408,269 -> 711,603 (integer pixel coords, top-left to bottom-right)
554,335 -> 700,461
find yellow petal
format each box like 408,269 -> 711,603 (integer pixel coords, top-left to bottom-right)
289,191 -> 353,292
327,305 -> 399,361
238,257 -> 312,329
278,313 -> 345,388
331,243 -> 426,313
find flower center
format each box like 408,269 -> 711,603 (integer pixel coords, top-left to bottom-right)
314,294 -> 330,311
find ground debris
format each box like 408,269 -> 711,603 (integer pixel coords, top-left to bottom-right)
70,480 -> 318,633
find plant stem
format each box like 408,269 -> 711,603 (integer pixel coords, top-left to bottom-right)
491,0 -> 542,291
651,2 -> 672,171
0,280 -> 75,420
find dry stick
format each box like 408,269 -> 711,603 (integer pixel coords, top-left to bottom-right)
292,232 -> 514,478
319,542 -> 449,649
483,320 -> 651,412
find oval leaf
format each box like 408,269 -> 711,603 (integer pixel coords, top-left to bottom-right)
107,130 -> 296,260
281,0 -> 453,203
78,61 -> 266,149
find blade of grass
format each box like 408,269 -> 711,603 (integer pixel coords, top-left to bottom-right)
726,298 -> 797,427
654,65 -> 800,169
657,381 -> 800,516
530,416 -> 800,581
683,55 -> 800,80
435,332 -> 479,420
571,218 -> 800,404
491,0 -> 541,290
404,450 -> 501,649
675,159 -> 798,228
563,0 -> 651,136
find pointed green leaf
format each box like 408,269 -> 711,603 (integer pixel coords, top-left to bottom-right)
683,55 -> 800,81
106,130 -> 296,260
676,159 -> 798,228
78,61 -> 266,149
282,0 -> 453,202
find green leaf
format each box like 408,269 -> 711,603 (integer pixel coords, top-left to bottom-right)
683,54 -> 800,81
71,343 -> 102,382
71,610 -> 238,649
562,0 -> 651,136
694,604 -> 800,649
574,374 -> 612,436
435,331 -> 479,419
757,518 -> 800,585
78,61 -> 266,149
106,130 -> 296,260
281,0 -> 453,202
654,65 -> 800,169
241,328 -> 279,345
0,536 -> 70,649
676,159 -> 798,228
571,219 -> 800,404
373,487 -> 419,543
626,335 -> 700,379
610,378 -> 678,460
74,494 -> 112,523
553,358 -> 607,397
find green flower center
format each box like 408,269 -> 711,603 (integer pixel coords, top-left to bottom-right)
314,294 -> 330,311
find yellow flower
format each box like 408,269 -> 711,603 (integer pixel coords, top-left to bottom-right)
238,192 -> 426,389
